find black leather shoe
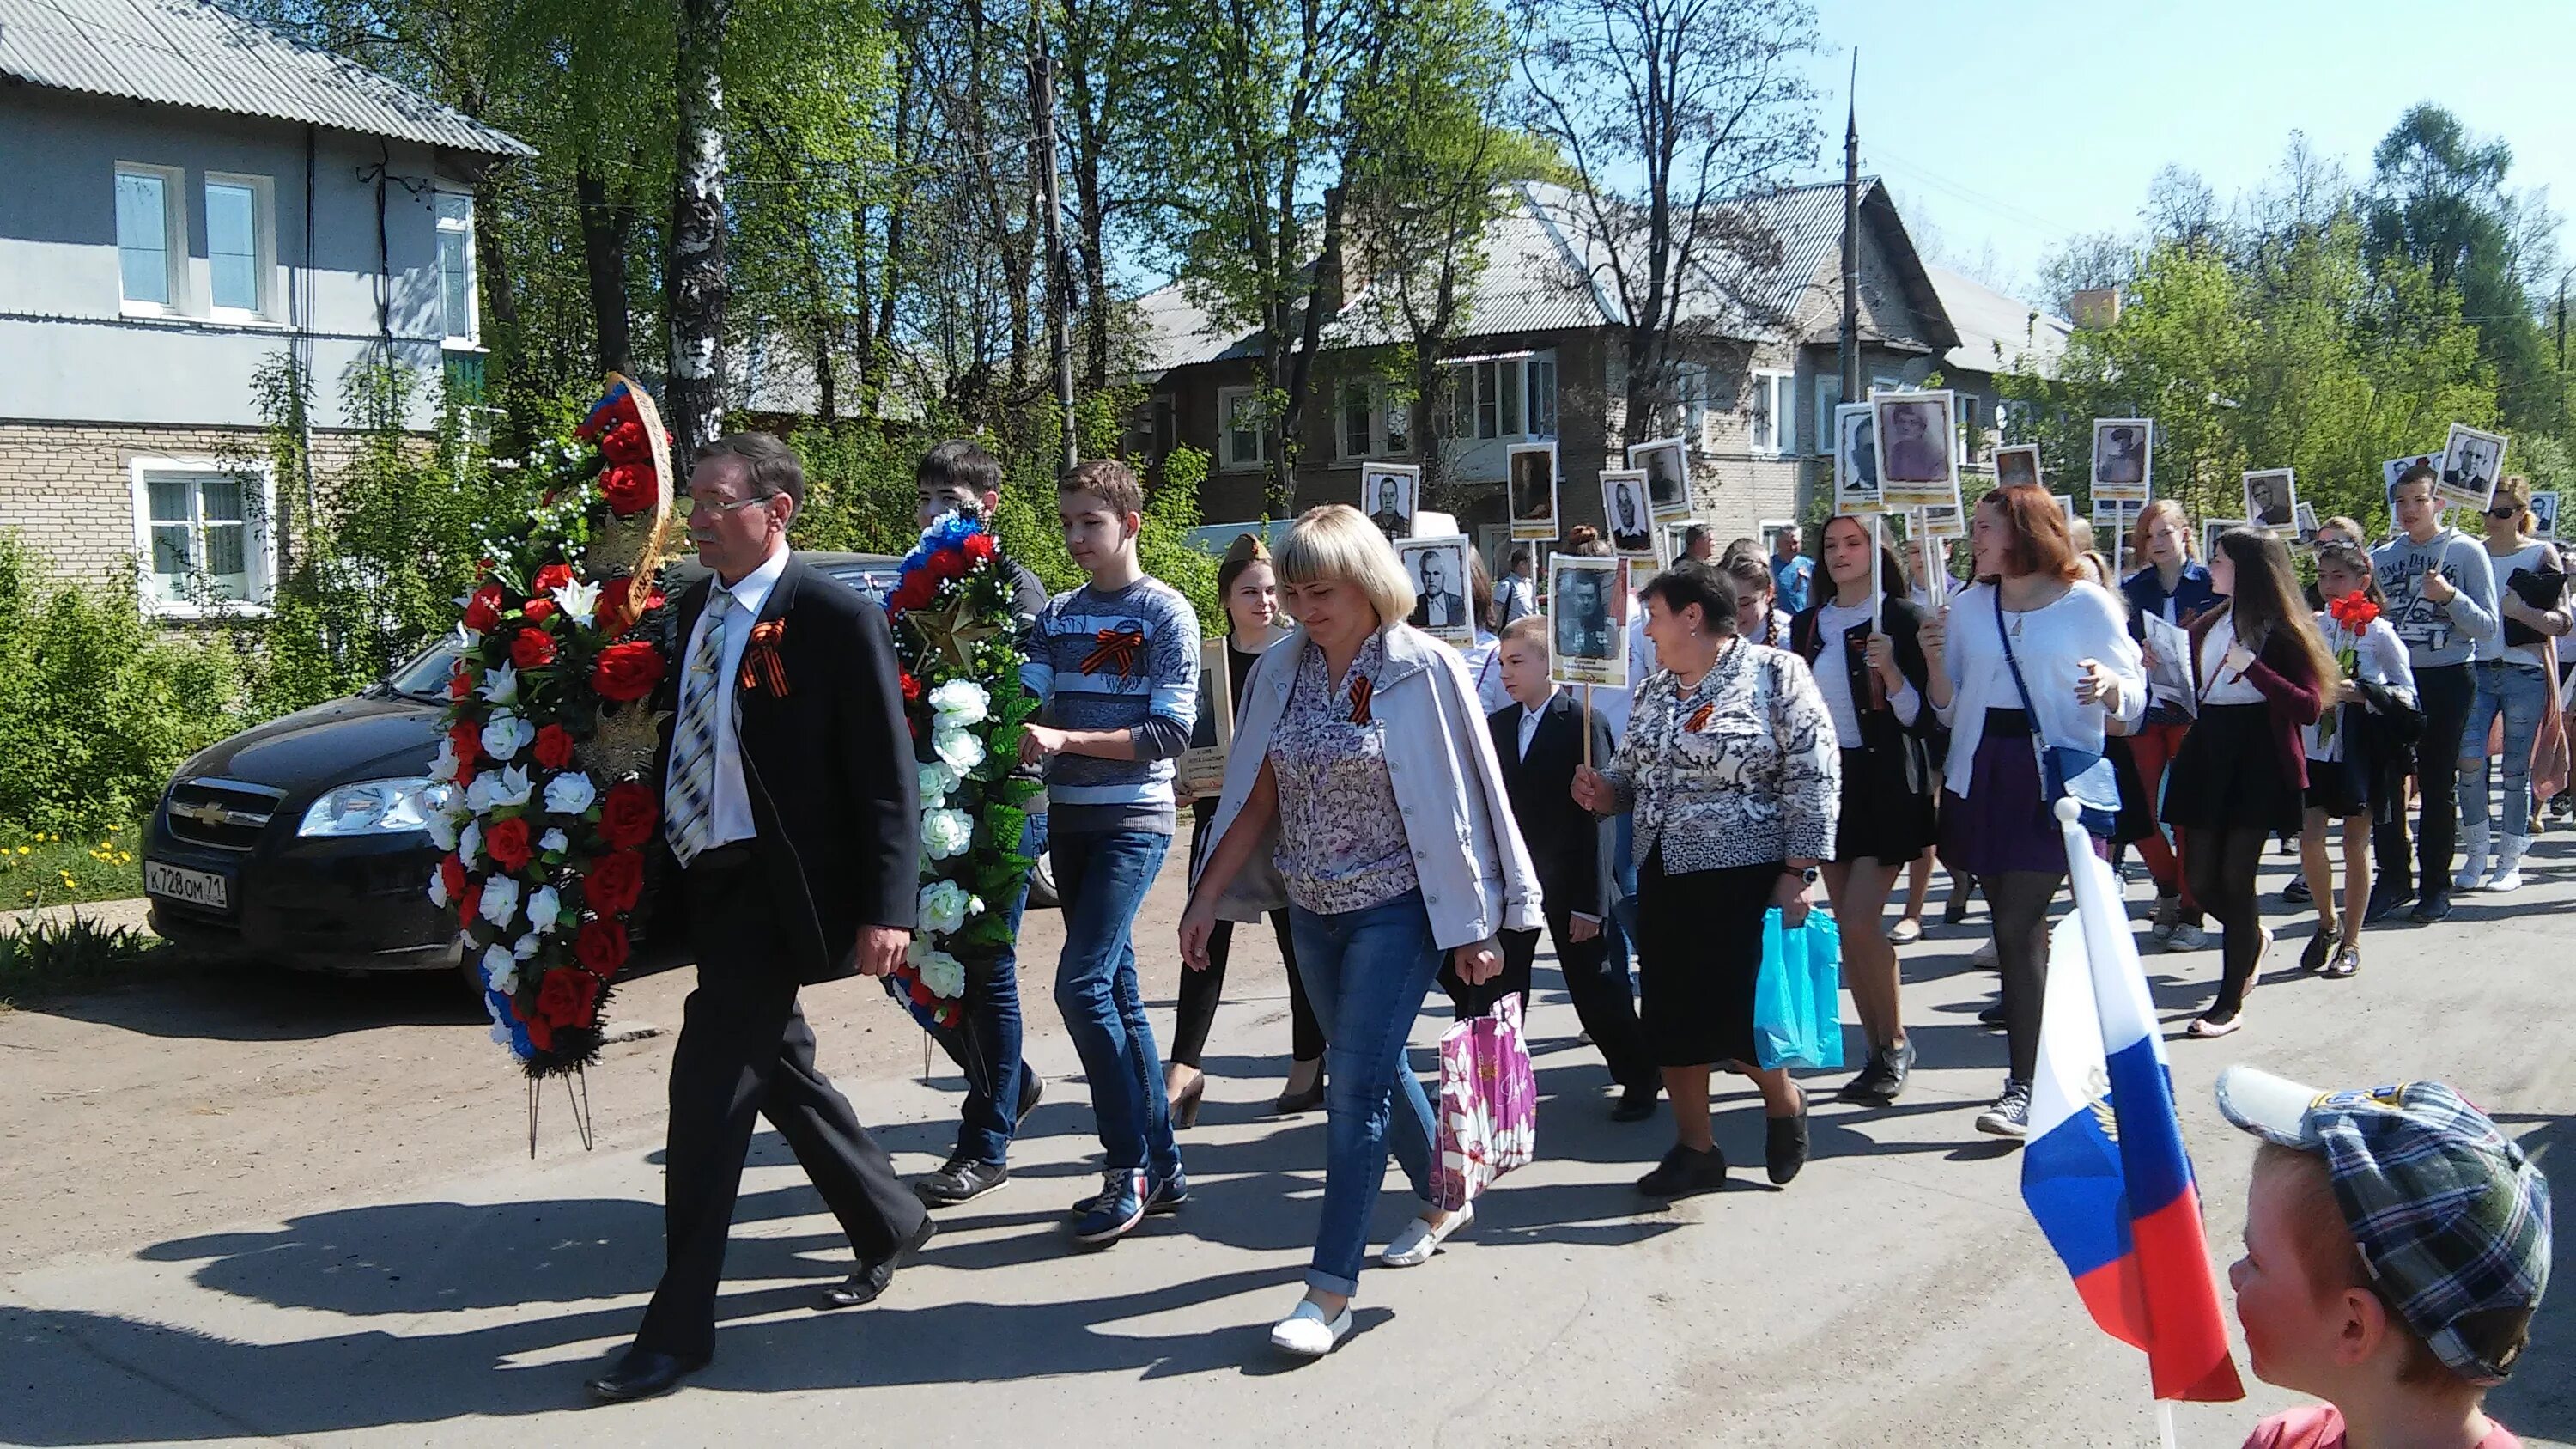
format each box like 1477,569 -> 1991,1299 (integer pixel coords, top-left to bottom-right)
2409,892 -> 2453,924
2363,884 -> 2413,924
915,1155 -> 1008,1207
1637,1142 -> 1728,1197
1765,1096 -> 1811,1185
1610,1082 -> 1660,1122
819,1215 -> 935,1308
1977,998 -> 2008,1027
586,1348 -> 708,1403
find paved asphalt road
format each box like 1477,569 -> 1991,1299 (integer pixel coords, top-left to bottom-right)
2,835 -> 2567,1448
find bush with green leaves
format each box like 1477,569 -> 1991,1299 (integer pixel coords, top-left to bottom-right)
0,535 -> 247,835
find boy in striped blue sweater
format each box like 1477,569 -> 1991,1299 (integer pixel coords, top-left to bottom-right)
1018,460 -> 1198,1245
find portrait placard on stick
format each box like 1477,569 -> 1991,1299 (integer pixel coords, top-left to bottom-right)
2293,501 -> 2321,547
1508,442 -> 1559,540
1627,436 -> 1694,521
2091,418 -> 2152,503
1359,462 -> 1419,542
2383,453 -> 2439,513
2244,468 -> 2298,533
1178,636 -> 1233,797
1996,445 -> 2043,491
1398,535 -> 1475,646
1832,403 -> 1883,514
1600,469 -> 1657,562
1547,555 -> 1627,690
2438,423 -> 2507,514
1873,390 -> 1959,509
2530,491 -> 2559,539
2204,519 -> 2248,563
2053,493 -> 2077,527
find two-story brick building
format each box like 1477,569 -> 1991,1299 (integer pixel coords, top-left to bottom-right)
1134,180 -> 2066,570
0,0 -> 529,612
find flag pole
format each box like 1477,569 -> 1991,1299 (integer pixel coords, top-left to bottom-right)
1582,684 -> 1593,767
1870,512 -> 1884,635
2155,1399 -> 2178,1449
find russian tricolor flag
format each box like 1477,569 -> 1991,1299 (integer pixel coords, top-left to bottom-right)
2020,803 -> 2245,1403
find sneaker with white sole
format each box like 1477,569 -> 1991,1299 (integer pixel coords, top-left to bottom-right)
1069,1168 -> 1148,1246
1381,1203 -> 1472,1267
1974,1079 -> 2032,1139
1269,1299 -> 1353,1358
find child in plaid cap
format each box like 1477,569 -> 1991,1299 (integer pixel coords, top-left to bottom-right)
2215,1066 -> 2551,1449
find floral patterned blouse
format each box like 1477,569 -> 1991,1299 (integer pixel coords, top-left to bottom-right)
1267,634 -> 1420,915
1600,640 -> 1840,874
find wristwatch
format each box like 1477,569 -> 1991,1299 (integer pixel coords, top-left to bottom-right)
1785,865 -> 1820,885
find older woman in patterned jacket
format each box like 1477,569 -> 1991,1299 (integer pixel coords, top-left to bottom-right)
1574,558 -> 1840,1199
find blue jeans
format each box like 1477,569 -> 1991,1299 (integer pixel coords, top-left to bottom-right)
946,811 -> 1046,1166
2461,661 -> 2550,838
1287,887 -> 1444,1296
1049,828 -> 1181,1181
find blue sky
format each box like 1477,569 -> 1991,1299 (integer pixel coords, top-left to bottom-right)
1805,0 -> 2576,301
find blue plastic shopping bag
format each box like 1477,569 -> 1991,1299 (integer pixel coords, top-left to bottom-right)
1753,905 -> 1844,1070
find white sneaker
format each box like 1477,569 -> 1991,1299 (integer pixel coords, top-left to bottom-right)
2482,836 -> 2531,892
2162,922 -> 2209,953
1268,1299 -> 1353,1358
1381,1203 -> 1472,1268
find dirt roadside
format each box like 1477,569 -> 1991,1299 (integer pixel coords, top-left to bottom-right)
0,853 -> 1208,1277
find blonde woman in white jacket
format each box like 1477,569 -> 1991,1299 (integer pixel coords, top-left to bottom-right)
1181,505 -> 1541,1361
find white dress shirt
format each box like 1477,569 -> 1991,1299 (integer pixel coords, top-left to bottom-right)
1516,687 -> 1557,759
673,545 -> 789,849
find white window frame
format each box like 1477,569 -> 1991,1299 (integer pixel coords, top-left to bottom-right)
1440,349 -> 1559,444
1216,385 -> 1266,472
435,189 -> 480,349
1812,373 -> 1842,455
202,171 -> 279,323
115,162 -> 188,317
1334,378 -> 1413,462
1674,361 -> 1716,447
1747,368 -> 1793,456
128,458 -> 277,618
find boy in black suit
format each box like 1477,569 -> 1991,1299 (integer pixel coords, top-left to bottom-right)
1454,617 -> 1657,1120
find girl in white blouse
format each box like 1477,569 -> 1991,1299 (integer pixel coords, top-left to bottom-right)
2298,543 -> 2415,980
1921,486 -> 2144,1139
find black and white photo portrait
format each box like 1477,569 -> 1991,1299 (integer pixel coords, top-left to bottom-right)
1834,403 -> 1880,511
2244,468 -> 2298,530
1601,469 -> 1656,559
2092,420 -> 2150,492
1627,437 -> 1692,521
2439,424 -> 2507,512
1873,391 -> 1959,508
1400,535 -> 1474,644
2529,490 -> 2558,539
1361,463 -> 1419,542
1509,442 -> 1559,540
1547,556 -> 1626,686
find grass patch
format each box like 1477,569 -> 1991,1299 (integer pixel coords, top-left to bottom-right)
0,823 -> 146,910
0,912 -> 165,1005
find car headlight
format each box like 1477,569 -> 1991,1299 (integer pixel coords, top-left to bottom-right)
299,778 -> 453,837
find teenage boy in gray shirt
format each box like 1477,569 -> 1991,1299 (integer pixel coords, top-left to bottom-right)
2367,464 -> 2497,924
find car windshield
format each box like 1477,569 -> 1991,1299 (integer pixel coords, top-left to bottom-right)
385,644 -> 459,701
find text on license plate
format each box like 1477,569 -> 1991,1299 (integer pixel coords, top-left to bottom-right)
144,860 -> 231,910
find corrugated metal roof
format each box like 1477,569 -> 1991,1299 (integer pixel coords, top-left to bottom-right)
1926,264 -> 2070,378
0,0 -> 532,156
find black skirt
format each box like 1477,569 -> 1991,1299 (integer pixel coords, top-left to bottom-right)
2164,703 -> 2303,836
1832,746 -> 1935,865
1634,855 -> 1777,1068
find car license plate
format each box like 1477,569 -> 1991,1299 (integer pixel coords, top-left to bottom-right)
144,860 -> 232,910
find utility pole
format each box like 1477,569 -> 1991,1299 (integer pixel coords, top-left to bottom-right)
1030,16 -> 1078,474
1839,52 -> 1861,427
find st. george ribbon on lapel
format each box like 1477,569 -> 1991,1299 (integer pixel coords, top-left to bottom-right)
739,618 -> 790,697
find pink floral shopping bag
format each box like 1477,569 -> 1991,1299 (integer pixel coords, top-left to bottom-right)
1431,994 -> 1537,1211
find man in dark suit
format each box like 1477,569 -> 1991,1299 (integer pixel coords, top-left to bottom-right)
1409,549 -> 1467,630
1449,617 -> 1656,1119
589,433 -> 927,1403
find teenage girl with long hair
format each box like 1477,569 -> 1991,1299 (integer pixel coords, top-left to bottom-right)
2297,543 -> 2414,979
2161,528 -> 2334,1038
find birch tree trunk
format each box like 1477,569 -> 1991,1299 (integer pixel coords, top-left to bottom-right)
667,0 -> 732,470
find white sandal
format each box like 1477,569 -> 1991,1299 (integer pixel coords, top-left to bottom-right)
1381,1202 -> 1473,1268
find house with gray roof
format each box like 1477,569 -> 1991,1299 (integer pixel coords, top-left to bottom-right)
0,0 -> 529,612
1133,179 -> 2067,564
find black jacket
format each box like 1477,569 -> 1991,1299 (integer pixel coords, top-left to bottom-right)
1486,691 -> 1614,919
1789,594 -> 1938,798
653,552 -> 920,983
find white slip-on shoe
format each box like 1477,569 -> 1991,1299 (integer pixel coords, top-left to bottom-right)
1268,1299 -> 1353,1358
1380,1202 -> 1473,1268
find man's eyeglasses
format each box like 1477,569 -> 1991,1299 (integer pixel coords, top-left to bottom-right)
677,493 -> 774,519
